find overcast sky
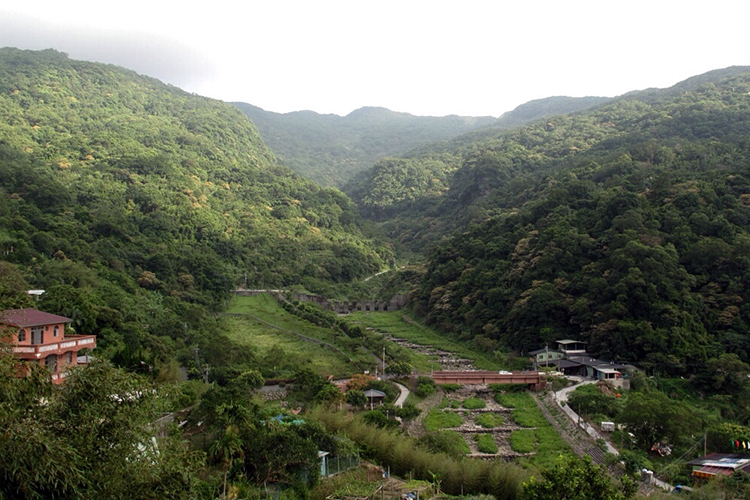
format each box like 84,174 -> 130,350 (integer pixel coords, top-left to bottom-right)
1,1 -> 749,117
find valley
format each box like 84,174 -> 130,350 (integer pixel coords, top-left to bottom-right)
3,48 -> 750,499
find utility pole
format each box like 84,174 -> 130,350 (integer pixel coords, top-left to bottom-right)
382,346 -> 386,376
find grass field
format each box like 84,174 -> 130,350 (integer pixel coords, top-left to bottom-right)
346,310 -> 502,371
475,434 -> 500,454
509,429 -> 536,453
423,409 -> 464,431
475,413 -> 505,428
495,391 -> 570,467
462,397 -> 486,409
224,294 -> 371,378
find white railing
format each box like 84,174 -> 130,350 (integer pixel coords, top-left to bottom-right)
13,336 -> 96,356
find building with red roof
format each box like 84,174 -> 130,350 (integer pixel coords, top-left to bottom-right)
1,308 -> 96,384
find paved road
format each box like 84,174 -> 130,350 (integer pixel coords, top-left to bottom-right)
553,377 -> 675,492
393,381 -> 409,408
554,378 -> 618,455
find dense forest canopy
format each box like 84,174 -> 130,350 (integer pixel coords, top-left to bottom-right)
355,66 -> 750,377
232,103 -> 496,187
0,47 -> 392,371
234,97 -> 607,188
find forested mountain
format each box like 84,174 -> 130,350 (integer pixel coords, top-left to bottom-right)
0,48 -> 392,367
232,103 -> 497,186
235,98 -> 609,188
368,66 -> 750,377
344,97 -> 608,224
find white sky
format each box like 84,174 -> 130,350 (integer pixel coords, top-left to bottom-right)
1,0 -> 749,117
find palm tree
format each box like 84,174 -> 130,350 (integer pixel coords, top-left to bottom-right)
209,425 -> 244,500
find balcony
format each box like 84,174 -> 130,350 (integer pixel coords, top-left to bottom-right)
13,334 -> 97,359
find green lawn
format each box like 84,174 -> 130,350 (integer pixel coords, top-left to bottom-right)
346,310 -> 502,371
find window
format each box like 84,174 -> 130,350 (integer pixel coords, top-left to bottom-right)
17,330 -> 26,342
31,327 -> 43,345
66,352 -> 73,364
53,326 -> 59,338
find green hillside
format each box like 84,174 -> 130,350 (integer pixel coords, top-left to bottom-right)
0,48 -> 392,370
392,68 -> 750,379
232,103 -> 498,187
237,97 -> 608,189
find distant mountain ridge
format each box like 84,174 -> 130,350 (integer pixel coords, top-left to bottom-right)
233,97 -> 608,187
232,103 -> 497,186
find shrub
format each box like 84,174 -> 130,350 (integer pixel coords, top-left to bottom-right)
386,361 -> 413,376
395,403 -> 421,420
475,434 -> 499,454
423,409 -> 464,431
362,410 -> 400,429
416,381 -> 436,397
463,397 -> 487,410
441,384 -> 461,392
475,413 -> 505,428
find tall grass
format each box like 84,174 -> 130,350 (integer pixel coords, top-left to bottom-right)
346,311 -> 503,371
310,408 -> 526,499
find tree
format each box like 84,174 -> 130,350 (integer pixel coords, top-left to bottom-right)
522,454 -> 633,500
316,383 -> 344,407
692,353 -> 750,394
0,355 -> 202,499
386,361 -> 413,376
618,391 -> 699,449
345,389 -> 367,408
210,424 -> 244,500
0,261 -> 32,310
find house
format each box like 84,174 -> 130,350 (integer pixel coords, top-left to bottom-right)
1,308 -> 96,384
528,346 -> 566,367
530,339 -> 636,388
688,453 -> 750,479
566,354 -> 636,389
556,339 -> 588,355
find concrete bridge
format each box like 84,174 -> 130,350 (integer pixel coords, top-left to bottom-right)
431,371 -> 545,391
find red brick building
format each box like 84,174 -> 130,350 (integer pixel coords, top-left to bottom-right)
1,308 -> 96,384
